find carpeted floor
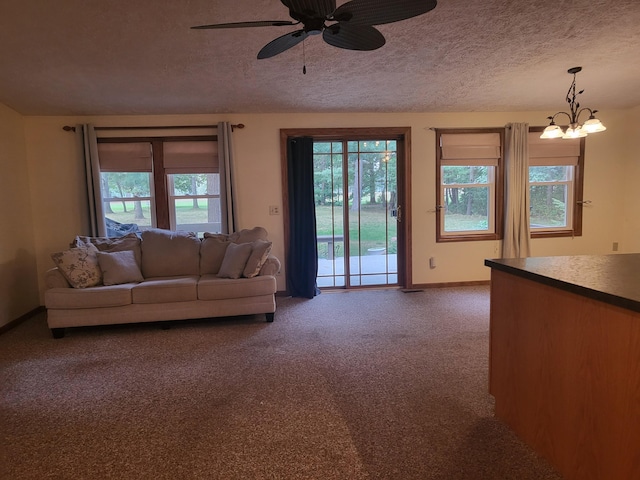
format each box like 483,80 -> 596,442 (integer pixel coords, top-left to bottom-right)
0,286 -> 562,479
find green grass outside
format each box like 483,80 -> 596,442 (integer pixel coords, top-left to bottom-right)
443,213 -> 489,232
315,204 -> 397,258
105,200 -> 215,228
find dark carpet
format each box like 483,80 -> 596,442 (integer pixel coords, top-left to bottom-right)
0,286 -> 562,479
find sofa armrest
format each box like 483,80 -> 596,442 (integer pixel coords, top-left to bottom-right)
258,255 -> 281,277
45,267 -> 71,289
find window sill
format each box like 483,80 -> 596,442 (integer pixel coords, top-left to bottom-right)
437,233 -> 501,243
531,230 -> 581,239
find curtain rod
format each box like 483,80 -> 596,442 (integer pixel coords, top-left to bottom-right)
62,123 -> 245,132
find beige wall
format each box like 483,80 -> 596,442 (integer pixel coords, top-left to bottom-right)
25,111 -> 637,302
0,103 -> 39,327
20,109 -> 631,305
622,106 -> 640,252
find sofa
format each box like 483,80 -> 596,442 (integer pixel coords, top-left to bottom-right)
44,227 -> 280,338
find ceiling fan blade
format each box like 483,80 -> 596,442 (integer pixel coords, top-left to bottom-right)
333,0 -> 437,26
191,20 -> 297,30
280,0 -> 336,19
258,30 -> 309,59
322,23 -> 385,51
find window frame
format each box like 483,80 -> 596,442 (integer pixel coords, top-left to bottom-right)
528,126 -> 585,238
435,128 -> 505,243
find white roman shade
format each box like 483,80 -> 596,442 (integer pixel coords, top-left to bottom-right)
529,133 -> 580,166
97,142 -> 152,172
163,141 -> 218,174
440,133 -> 501,166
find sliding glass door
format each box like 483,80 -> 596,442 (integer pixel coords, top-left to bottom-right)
314,139 -> 399,288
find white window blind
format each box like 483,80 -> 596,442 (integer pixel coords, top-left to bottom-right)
163,141 -> 218,174
528,133 -> 580,166
440,133 -> 501,166
97,142 -> 152,172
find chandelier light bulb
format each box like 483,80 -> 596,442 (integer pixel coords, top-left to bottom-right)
562,125 -> 587,139
582,117 -> 607,133
540,124 -> 564,139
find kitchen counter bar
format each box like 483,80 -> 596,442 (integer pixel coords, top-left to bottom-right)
485,254 -> 640,480
484,254 -> 640,313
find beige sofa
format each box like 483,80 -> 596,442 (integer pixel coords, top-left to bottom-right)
44,227 -> 280,338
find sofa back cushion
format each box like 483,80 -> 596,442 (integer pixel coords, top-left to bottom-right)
141,229 -> 201,278
229,226 -> 268,244
200,233 -> 231,275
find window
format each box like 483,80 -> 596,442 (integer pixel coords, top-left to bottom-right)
97,137 -> 221,236
528,130 -> 584,237
435,129 -> 504,242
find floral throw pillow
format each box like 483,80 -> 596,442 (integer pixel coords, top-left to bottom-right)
51,244 -> 102,288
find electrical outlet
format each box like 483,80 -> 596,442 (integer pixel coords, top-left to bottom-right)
612,242 -> 619,252
269,205 -> 280,215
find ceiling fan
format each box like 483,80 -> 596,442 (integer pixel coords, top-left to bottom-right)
191,0 -> 438,59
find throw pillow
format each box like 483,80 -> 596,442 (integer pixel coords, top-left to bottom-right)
217,242 -> 253,279
243,240 -> 273,278
51,244 -> 102,289
96,250 -> 144,286
72,233 -> 142,269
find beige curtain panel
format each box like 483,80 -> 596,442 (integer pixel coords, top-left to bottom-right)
502,123 -> 531,259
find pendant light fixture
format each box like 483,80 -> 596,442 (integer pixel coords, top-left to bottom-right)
540,67 -> 606,139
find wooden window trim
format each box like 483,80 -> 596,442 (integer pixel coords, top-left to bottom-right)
528,126 -> 585,238
97,135 -> 217,231
435,128 -> 505,243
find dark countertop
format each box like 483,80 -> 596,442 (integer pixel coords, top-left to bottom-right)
484,254 -> 640,313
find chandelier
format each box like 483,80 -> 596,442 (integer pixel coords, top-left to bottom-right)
540,67 -> 606,139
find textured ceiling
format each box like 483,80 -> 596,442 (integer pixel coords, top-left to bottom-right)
1,0 -> 639,116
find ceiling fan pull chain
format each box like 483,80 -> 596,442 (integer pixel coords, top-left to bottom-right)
302,38 -> 307,74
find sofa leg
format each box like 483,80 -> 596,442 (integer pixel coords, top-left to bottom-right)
265,312 -> 274,323
51,328 -> 65,339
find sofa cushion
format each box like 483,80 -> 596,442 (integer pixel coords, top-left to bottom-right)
45,284 -> 133,309
141,229 -> 201,278
51,244 -> 102,289
259,255 -> 281,277
200,233 -> 231,275
198,274 -> 277,301
132,276 -> 198,304
243,240 -> 273,278
217,242 -> 253,279
97,250 -> 144,286
73,233 -> 142,269
229,226 -> 268,244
